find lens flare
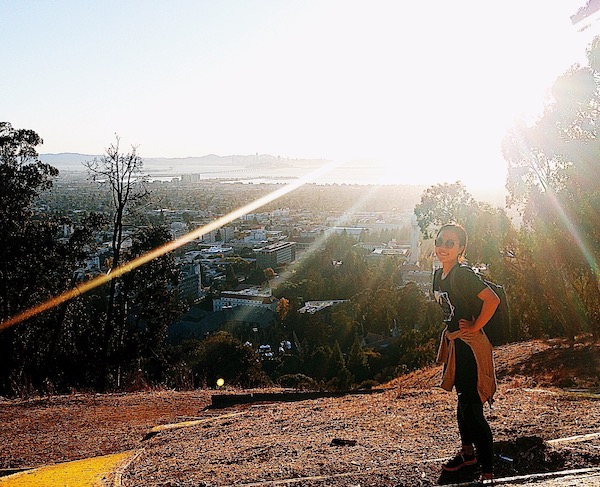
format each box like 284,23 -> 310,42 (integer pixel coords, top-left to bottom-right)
0,160 -> 341,332
509,128 -> 599,277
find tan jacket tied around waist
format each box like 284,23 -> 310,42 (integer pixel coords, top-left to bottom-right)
436,327 -> 497,405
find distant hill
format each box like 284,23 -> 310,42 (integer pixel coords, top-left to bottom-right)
39,152 -> 507,206
39,153 -> 329,174
40,153 -> 97,171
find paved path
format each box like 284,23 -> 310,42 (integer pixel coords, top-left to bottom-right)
514,470 -> 600,486
481,467 -> 600,486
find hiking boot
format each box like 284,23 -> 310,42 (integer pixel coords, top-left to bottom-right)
477,472 -> 494,484
441,451 -> 478,471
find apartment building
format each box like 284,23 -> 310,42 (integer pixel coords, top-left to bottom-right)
255,241 -> 296,269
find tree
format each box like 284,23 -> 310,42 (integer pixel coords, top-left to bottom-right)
414,182 -> 477,238
325,341 -> 345,378
347,336 -> 369,384
324,341 -> 351,390
0,123 -> 104,395
85,136 -> 149,389
414,181 -> 515,278
225,264 -> 238,288
306,345 -> 330,381
120,225 -> 183,385
192,332 -> 269,388
502,38 -> 600,341
276,297 -> 290,322
0,123 -> 58,320
395,282 -> 425,332
245,267 -> 268,285
360,288 -> 396,335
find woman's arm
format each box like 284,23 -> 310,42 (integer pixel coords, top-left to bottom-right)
458,286 -> 500,332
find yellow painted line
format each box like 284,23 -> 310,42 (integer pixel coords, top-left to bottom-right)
1,412 -> 247,486
148,411 -> 246,434
0,451 -> 135,487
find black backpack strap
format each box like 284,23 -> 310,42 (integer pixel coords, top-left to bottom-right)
433,267 -> 442,291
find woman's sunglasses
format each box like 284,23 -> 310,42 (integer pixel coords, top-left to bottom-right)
434,238 -> 456,249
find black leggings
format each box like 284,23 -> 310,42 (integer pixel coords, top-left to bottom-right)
454,339 -> 493,473
457,400 -> 493,473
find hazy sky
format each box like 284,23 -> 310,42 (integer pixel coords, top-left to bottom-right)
2,0 -> 593,190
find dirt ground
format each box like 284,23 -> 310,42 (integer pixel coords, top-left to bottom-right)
1,337 -> 599,486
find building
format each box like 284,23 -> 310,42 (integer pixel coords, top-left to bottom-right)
202,226 -> 235,243
289,234 -> 317,251
298,300 -> 348,314
198,245 -> 234,256
255,241 -> 296,269
170,221 -> 188,239
368,246 -> 410,261
213,289 -> 279,312
178,264 -> 202,300
244,228 -> 267,243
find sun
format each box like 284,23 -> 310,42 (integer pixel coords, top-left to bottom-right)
327,3 -> 590,193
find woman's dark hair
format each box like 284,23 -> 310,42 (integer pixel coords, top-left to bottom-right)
436,223 -> 468,259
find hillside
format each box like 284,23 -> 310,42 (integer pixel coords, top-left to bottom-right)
1,337 -> 598,486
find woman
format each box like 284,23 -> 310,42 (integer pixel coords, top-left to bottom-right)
433,223 -> 500,483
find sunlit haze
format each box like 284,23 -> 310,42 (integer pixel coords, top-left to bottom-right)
2,0 -> 591,192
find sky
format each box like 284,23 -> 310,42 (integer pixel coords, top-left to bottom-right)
2,0 -> 594,191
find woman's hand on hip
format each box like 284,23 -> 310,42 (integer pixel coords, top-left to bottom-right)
458,319 -> 477,332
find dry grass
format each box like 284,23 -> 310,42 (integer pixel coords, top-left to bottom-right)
0,337 -> 599,486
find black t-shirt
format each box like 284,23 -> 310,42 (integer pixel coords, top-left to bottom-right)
433,264 -> 488,332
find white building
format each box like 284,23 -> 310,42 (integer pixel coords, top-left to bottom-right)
244,228 -> 267,243
213,289 -> 279,312
298,300 -> 348,314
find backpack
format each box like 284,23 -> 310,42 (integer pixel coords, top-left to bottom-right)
479,278 -> 511,346
434,265 -> 511,346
